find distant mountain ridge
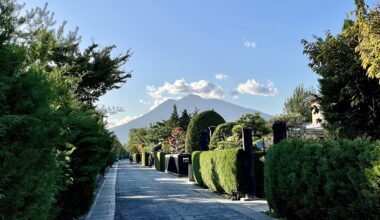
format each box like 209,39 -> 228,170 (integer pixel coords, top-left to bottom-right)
110,94 -> 272,143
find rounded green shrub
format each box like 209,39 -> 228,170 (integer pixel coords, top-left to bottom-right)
192,148 -> 245,196
265,139 -> 380,219
209,122 -> 236,150
185,110 -> 225,153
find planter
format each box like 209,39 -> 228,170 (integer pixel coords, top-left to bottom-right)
164,153 -> 191,176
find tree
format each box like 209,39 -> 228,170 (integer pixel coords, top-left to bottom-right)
355,0 -> 380,81
179,109 -> 192,130
302,21 -> 380,139
235,113 -> 270,136
126,128 -> 147,154
283,85 -> 314,122
0,1 -> 131,218
167,104 -> 180,128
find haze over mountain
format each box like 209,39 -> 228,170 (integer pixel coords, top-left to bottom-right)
110,94 -> 272,143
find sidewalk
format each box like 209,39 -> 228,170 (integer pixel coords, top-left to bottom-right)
85,162 -> 118,220
114,160 -> 272,220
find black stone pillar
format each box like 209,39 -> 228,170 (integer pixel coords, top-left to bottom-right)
199,129 -> 209,151
242,127 -> 255,198
209,126 -> 216,138
272,121 -> 287,144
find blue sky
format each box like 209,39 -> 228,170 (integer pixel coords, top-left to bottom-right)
24,0 -> 378,127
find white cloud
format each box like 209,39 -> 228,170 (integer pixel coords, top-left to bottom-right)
243,40 -> 256,48
106,115 -> 142,128
215,73 -> 228,80
147,79 -> 224,109
234,79 -> 277,98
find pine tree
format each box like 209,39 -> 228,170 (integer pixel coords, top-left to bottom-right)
179,109 -> 191,130
168,104 -> 180,128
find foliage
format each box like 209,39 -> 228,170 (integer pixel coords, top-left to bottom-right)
133,153 -> 141,163
209,122 -> 236,150
0,1 -> 130,219
355,0 -> 380,81
283,85 -> 314,122
0,55 -> 63,219
216,141 -> 242,150
192,148 -> 245,197
235,113 -> 270,136
168,127 -> 186,153
141,150 -> 150,166
264,139 -> 380,219
154,151 -> 166,171
167,104 -> 180,128
303,21 -> 380,139
126,128 -> 146,154
179,109 -> 191,130
185,110 -> 225,153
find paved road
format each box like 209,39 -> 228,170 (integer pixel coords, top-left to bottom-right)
114,160 -> 272,220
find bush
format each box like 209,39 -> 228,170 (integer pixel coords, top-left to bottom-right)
253,152 -> 265,198
185,110 -> 225,153
192,148 -> 245,196
209,122 -> 236,150
216,141 -> 241,150
141,150 -> 150,166
133,153 -> 141,163
154,151 -> 166,171
265,139 -> 380,219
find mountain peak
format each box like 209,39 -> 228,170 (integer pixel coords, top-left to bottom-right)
182,93 -> 202,100
111,95 -> 272,143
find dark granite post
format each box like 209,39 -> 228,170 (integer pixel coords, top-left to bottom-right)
199,129 -> 209,151
242,127 -> 255,200
209,126 -> 216,138
272,121 -> 287,144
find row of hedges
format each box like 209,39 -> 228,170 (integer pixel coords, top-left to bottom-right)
154,152 -> 166,171
265,139 -> 380,219
192,148 -> 245,196
133,153 -> 141,163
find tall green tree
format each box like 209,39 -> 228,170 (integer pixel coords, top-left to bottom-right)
235,113 -> 270,136
303,21 -> 380,139
0,1 -> 132,219
355,0 -> 380,81
167,104 -> 180,128
179,109 -> 192,130
283,85 -> 314,122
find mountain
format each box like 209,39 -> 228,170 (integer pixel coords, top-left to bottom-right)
110,94 -> 272,144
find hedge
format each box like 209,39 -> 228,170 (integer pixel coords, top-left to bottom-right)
265,139 -> 380,219
141,150 -> 150,166
154,151 -> 166,171
133,153 -> 141,163
209,122 -> 236,150
185,110 -> 225,153
192,148 -> 245,197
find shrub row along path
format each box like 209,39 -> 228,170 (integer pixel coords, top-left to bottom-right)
87,159 -> 269,220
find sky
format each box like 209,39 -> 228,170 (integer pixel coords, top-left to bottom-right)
23,0 -> 378,127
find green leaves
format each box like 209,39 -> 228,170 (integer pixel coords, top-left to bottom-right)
303,21 -> 380,139
265,139 -> 380,219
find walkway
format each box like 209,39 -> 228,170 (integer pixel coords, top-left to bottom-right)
114,160 -> 272,220
85,163 -> 118,220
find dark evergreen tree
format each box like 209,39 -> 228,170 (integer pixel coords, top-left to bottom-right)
179,109 -> 192,130
168,104 -> 180,128
303,21 -> 380,139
